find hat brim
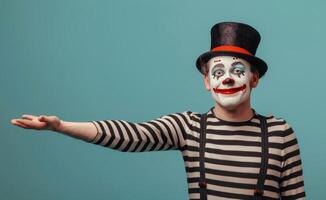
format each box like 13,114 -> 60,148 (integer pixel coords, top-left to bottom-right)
196,51 -> 268,79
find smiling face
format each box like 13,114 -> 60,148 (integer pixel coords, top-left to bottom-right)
204,56 -> 258,110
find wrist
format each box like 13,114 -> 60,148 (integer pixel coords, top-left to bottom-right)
54,120 -> 66,133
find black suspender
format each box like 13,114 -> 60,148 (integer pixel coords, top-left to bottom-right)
198,113 -> 269,200
199,113 -> 208,200
254,114 -> 269,200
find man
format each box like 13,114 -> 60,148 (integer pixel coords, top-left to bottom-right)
11,22 -> 306,199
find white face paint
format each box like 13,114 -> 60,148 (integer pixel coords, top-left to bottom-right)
207,56 -> 253,110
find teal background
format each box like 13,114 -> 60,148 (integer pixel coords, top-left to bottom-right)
1,0 -> 325,199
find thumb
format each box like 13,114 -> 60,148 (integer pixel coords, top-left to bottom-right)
38,115 -> 46,122
39,115 -> 53,124
38,115 -> 61,131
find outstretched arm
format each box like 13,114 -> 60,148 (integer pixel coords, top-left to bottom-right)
11,112 -> 192,152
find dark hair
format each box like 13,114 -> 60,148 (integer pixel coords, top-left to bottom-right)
250,64 -> 259,75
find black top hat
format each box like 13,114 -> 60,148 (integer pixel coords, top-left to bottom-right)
196,22 -> 268,78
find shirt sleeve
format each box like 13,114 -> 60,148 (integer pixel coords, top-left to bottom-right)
280,121 -> 306,200
86,111 -> 193,152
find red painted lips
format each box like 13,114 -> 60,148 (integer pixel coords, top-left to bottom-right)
213,84 -> 246,94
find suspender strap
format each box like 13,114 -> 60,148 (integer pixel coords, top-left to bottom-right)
254,114 -> 269,200
199,113 -> 208,200
199,113 -> 268,200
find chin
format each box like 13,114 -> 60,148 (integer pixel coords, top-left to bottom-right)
214,97 -> 247,111
219,103 -> 239,111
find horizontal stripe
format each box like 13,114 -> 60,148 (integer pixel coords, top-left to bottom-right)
89,108 -> 306,199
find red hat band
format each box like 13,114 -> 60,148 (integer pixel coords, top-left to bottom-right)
211,45 -> 253,56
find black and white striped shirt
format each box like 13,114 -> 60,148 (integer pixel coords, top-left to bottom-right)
88,107 -> 306,200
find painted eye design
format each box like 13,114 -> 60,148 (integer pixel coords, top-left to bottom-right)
212,69 -> 224,79
232,65 -> 246,77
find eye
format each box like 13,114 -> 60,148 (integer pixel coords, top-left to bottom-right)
232,64 -> 246,77
233,68 -> 243,74
212,69 -> 224,79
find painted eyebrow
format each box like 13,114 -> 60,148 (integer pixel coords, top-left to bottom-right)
212,63 -> 225,70
231,61 -> 246,67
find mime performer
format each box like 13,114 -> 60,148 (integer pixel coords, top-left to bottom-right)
11,22 -> 306,200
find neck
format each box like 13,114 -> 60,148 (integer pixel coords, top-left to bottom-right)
213,98 -> 254,122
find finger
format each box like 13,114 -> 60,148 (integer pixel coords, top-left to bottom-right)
21,114 -> 36,120
40,115 -> 57,124
11,119 -> 20,125
15,119 -> 45,129
16,122 -> 29,129
38,115 -> 47,122
11,119 -> 29,129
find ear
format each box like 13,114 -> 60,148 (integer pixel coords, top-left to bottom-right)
250,71 -> 259,88
204,73 -> 211,91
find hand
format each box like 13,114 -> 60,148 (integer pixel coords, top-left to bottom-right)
11,114 -> 62,132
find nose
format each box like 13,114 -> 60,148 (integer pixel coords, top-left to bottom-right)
222,78 -> 235,85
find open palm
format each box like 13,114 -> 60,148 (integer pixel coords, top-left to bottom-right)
11,114 -> 61,131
